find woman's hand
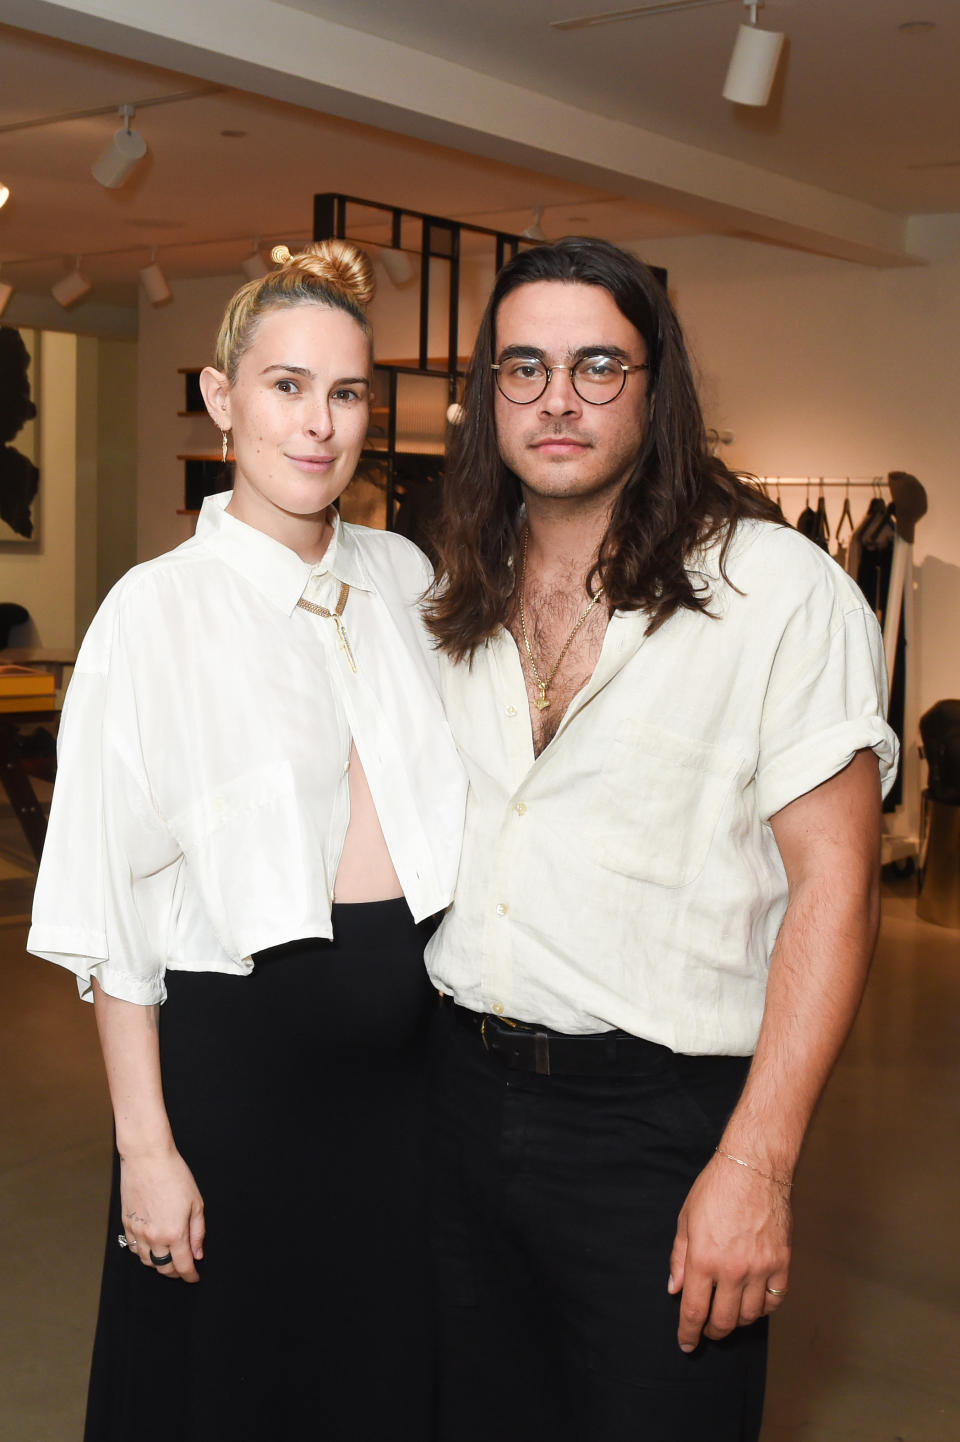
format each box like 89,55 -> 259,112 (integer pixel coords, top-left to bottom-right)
120,1144 -> 205,1282
92,981 -> 205,1283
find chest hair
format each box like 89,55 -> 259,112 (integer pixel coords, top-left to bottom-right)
508,573 -> 610,755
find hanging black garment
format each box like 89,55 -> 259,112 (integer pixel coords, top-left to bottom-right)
854,502 -> 895,617
845,495 -> 887,579
855,507 -> 903,809
796,493 -> 829,551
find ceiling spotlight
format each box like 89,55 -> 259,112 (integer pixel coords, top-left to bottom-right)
52,258 -> 92,309
140,252 -> 172,306
522,208 -> 547,242
240,242 -> 269,280
0,278 -> 13,316
380,248 -> 416,287
723,0 -> 785,107
92,104 -> 148,189
0,183 -> 9,210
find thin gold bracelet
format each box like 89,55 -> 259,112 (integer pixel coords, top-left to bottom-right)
715,1147 -> 792,1193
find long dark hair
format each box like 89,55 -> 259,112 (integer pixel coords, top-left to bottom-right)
425,236 -> 781,660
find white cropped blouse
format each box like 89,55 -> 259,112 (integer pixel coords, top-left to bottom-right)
29,492 -> 466,1005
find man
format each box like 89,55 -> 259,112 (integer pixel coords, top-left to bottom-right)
423,237 -> 897,1442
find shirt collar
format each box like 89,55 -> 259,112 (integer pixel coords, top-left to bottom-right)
195,491 -> 372,615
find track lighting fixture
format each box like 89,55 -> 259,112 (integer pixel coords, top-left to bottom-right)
723,0 -> 785,107
92,104 -> 148,189
241,242 -> 269,280
140,251 -> 172,305
380,248 -> 416,287
522,208 -> 547,242
51,258 -> 92,308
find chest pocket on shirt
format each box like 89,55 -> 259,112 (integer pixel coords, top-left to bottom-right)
586,720 -> 740,888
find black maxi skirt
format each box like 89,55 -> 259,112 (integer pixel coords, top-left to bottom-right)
85,900 -> 437,1442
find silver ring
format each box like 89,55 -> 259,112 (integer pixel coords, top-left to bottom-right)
117,1234 -> 128,1249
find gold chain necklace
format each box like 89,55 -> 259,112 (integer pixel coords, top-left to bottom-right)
518,528 -> 604,711
297,580 -> 357,673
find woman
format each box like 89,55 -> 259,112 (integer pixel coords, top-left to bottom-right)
28,241 -> 465,1441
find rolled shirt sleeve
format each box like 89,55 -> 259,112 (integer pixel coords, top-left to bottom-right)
755,555 -> 898,822
28,608 -> 181,1004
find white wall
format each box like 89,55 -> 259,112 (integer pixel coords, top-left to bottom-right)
95,339 -> 139,605
136,276 -> 239,562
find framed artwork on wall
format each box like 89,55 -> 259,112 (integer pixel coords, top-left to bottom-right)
0,326 -> 40,546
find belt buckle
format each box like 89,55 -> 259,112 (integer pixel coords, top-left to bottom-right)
480,1011 -> 520,1055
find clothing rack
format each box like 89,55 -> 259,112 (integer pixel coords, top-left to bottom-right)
754,477 -> 886,488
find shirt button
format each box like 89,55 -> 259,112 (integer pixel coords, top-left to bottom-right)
505,704 -> 518,717
496,902 -> 509,917
492,1002 -> 505,1015
514,802 -> 527,817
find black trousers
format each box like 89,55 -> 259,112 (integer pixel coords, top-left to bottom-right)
429,1002 -> 766,1442
86,900 -> 436,1442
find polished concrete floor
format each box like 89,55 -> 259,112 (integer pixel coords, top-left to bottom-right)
1,800 -> 958,1441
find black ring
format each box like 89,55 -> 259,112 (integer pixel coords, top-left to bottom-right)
149,1250 -> 173,1267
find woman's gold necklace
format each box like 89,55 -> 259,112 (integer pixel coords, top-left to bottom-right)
297,580 -> 357,672
518,528 -> 605,711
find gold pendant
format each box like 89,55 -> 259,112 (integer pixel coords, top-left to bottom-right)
535,684 -> 550,711
334,617 -> 358,674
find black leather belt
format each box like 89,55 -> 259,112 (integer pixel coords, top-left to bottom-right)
446,998 -> 672,1077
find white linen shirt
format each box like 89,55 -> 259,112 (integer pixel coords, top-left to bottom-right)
29,492 -> 466,1004
425,520 -> 898,1056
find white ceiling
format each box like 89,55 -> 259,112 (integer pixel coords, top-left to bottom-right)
287,0 -> 960,214
0,0 -> 957,311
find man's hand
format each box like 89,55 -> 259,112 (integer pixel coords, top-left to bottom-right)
667,1150 -> 791,1350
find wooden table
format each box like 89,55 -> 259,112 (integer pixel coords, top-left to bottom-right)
0,647 -> 76,690
0,703 -> 59,864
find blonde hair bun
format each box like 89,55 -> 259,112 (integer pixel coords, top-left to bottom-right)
214,238 -> 376,380
269,239 -> 375,308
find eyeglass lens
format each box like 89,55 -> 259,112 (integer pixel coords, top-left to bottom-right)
496,355 -> 629,405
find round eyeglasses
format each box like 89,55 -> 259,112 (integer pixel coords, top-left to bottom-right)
491,354 -> 649,406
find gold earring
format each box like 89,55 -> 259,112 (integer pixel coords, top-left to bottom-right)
221,430 -> 229,464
